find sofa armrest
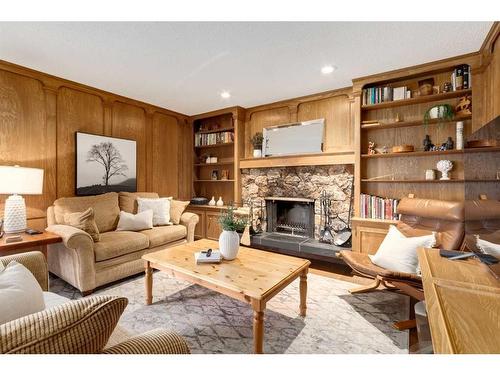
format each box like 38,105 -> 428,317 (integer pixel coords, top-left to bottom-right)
46,224 -> 94,249
45,224 -> 96,293
0,251 -> 48,291
102,329 -> 190,354
179,212 -> 199,243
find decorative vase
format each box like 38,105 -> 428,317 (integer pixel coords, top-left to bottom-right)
219,230 -> 240,260
208,196 -> 216,206
253,149 -> 262,158
216,196 -> 224,206
436,160 -> 453,180
429,107 -> 439,119
456,121 -> 464,150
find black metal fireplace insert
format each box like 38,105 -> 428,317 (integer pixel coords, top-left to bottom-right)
265,197 -> 315,238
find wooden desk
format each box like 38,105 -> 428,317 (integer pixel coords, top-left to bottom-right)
418,248 -> 500,354
0,231 -> 62,258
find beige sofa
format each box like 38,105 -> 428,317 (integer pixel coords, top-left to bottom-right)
46,192 -> 198,295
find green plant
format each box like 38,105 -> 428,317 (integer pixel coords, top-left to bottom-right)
218,205 -> 248,232
250,132 -> 264,149
423,104 -> 455,125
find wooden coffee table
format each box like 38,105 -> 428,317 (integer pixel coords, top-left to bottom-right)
142,239 -> 311,353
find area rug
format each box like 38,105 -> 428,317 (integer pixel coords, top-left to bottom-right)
50,272 -> 409,354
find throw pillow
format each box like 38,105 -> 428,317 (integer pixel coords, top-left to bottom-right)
0,295 -> 127,354
116,209 -> 154,231
64,207 -> 100,242
0,261 -> 46,325
369,225 -> 436,274
170,200 -> 190,225
137,197 -> 171,226
476,236 -> 500,257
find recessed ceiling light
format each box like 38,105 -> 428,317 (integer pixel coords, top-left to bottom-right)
321,65 -> 336,75
220,91 -> 231,99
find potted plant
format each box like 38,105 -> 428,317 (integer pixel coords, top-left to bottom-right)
250,132 -> 264,158
218,205 -> 248,260
423,104 -> 454,125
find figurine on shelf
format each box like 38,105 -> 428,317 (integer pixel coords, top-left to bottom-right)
395,113 -> 402,123
442,82 -> 452,93
444,137 -> 454,150
368,141 -> 376,155
423,135 -> 434,151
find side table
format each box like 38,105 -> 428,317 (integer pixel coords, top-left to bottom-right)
0,231 -> 62,258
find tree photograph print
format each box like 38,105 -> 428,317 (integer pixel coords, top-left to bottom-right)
76,132 -> 137,195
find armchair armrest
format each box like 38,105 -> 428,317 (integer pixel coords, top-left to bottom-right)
102,329 -> 190,354
179,212 -> 199,243
0,251 -> 48,291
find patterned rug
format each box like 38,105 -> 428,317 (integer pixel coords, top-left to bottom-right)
50,272 -> 409,354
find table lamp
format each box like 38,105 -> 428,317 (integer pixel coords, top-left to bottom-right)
0,165 -> 44,233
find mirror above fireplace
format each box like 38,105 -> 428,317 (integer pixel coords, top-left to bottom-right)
262,118 -> 324,157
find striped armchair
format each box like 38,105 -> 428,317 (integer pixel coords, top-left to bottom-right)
0,252 -> 190,354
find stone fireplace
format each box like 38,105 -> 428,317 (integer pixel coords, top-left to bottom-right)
241,165 -> 353,239
241,165 -> 354,261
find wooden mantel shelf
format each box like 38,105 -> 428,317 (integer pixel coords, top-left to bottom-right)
239,151 -> 354,169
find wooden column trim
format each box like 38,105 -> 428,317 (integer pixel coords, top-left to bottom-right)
42,84 -> 58,201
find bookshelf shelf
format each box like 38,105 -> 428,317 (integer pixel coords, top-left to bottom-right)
361,149 -> 464,158
194,142 -> 234,149
196,127 -> 234,135
351,217 -> 399,225
361,114 -> 472,130
361,179 -> 465,183
361,89 -> 472,110
194,162 -> 234,167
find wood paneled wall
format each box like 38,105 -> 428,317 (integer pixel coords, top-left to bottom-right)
0,60 -> 190,230
474,22 -> 500,130
243,88 -> 354,158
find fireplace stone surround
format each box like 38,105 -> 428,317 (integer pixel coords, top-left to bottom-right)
241,165 -> 353,261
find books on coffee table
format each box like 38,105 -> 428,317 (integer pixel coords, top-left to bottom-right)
195,249 -> 222,264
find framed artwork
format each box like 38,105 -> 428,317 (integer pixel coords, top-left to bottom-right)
75,132 -> 137,196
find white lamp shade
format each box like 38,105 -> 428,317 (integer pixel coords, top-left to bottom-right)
0,166 -> 44,195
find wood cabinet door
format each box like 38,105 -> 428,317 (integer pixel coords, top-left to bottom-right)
206,212 -> 222,241
353,224 -> 389,255
187,208 -> 206,240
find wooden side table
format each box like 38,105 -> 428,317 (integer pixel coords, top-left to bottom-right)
0,231 -> 62,258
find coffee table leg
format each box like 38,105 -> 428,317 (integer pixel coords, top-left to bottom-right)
299,268 -> 308,317
253,309 -> 264,354
145,261 -> 153,305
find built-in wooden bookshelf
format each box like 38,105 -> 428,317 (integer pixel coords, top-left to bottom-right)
190,107 -> 245,206
350,52 -> 487,253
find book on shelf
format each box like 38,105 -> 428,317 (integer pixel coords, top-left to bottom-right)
195,131 -> 234,147
360,194 -> 400,220
362,85 -> 411,106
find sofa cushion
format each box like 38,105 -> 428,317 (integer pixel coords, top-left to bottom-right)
119,192 -> 159,214
43,291 -> 70,310
94,231 -> 149,262
53,192 -> 120,233
140,225 -> 187,248
170,200 -> 190,225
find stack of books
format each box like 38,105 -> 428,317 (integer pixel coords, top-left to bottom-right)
360,194 -> 400,220
195,131 -> 234,147
362,86 -> 411,106
194,249 -> 222,264
451,64 -> 471,91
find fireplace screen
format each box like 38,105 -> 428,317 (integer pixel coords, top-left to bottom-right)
265,197 -> 315,238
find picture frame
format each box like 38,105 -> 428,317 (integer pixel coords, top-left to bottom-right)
75,132 -> 137,195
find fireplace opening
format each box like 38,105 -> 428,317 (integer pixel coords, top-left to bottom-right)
265,197 -> 315,238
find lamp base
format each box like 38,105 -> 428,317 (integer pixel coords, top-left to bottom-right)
3,194 -> 27,233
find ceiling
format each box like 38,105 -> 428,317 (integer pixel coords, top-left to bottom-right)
0,22 -> 493,115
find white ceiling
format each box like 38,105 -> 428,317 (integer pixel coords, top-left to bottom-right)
0,22 -> 493,115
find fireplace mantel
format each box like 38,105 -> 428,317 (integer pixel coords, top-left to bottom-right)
239,151 -> 354,169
